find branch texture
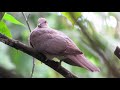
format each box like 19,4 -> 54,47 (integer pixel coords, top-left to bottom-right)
114,46 -> 120,59
0,33 -> 78,78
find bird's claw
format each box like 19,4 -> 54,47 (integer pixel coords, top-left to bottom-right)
57,60 -> 62,69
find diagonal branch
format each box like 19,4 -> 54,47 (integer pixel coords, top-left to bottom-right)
0,33 -> 78,78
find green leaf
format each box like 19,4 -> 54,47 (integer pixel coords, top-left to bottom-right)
0,21 -> 12,38
0,12 -> 5,20
3,13 -> 24,26
61,12 -> 81,26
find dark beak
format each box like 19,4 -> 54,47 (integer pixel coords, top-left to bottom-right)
38,22 -> 44,28
38,24 -> 41,28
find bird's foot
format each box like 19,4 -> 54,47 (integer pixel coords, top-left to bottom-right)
45,58 -> 48,61
57,60 -> 62,69
44,57 -> 49,61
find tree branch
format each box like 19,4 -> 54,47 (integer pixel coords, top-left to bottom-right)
0,33 -> 78,78
114,46 -> 120,59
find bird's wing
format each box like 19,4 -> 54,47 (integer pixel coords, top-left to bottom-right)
63,37 -> 83,55
30,28 -> 82,56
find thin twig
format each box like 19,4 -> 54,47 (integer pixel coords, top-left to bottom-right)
21,12 -> 35,78
22,12 -> 31,32
30,57 -> 35,78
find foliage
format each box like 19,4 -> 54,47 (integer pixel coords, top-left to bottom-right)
0,21 -> 12,38
2,13 -> 24,26
0,12 -> 24,38
0,12 -> 5,20
61,12 -> 81,26
0,12 -> 120,78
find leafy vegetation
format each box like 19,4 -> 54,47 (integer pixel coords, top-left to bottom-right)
61,12 -> 81,26
0,12 -> 120,78
0,21 -> 12,38
2,13 -> 24,26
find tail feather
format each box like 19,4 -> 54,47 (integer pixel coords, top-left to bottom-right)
66,54 -> 100,72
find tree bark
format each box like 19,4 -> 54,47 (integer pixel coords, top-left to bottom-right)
114,46 -> 120,59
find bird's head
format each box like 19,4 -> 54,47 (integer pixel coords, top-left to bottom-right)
38,18 -> 49,28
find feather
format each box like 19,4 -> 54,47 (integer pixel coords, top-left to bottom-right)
30,18 -> 100,72
66,54 -> 100,72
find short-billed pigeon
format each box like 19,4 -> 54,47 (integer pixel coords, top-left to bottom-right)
29,18 -> 100,72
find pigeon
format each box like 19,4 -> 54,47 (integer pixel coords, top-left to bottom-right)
29,18 -> 100,72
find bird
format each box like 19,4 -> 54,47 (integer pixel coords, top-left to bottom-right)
29,17 -> 100,72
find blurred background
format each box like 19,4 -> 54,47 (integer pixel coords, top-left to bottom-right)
0,12 -> 120,78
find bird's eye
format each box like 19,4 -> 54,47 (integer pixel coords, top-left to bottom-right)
44,21 -> 47,23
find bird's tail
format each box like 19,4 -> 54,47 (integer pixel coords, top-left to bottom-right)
66,54 -> 100,72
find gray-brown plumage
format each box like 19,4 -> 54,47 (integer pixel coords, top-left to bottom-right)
29,18 -> 100,72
